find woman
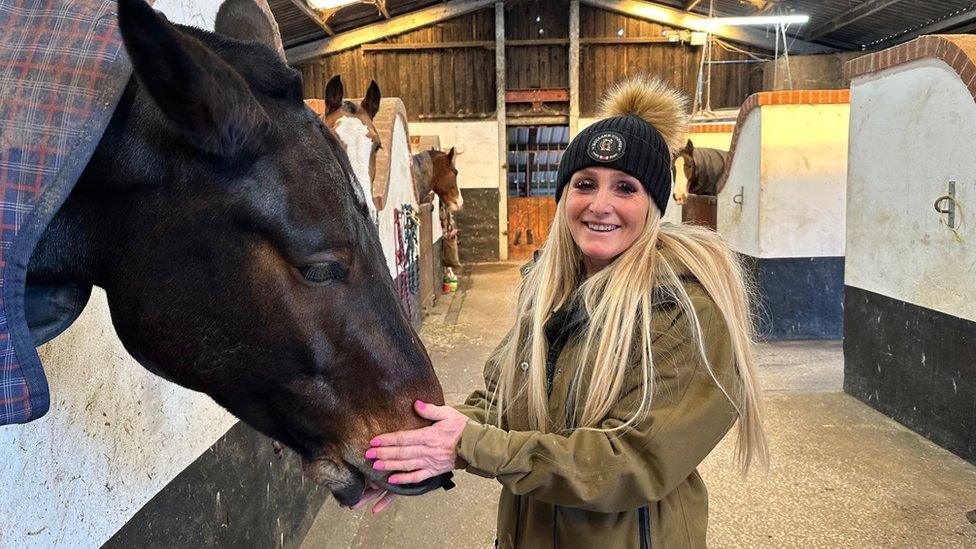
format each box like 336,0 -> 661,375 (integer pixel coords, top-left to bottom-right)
358,75 -> 768,548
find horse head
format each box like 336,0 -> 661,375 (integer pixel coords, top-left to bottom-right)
323,75 -> 382,217
429,147 -> 463,212
27,0 -> 447,506
673,138 -> 697,204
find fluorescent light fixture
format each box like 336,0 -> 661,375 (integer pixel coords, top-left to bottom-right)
697,14 -> 810,29
306,0 -> 358,10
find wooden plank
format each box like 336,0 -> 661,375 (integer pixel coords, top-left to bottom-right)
580,0 -> 826,54
361,40 -> 494,51
286,0 -> 497,63
579,36 -> 674,44
496,1 -> 508,260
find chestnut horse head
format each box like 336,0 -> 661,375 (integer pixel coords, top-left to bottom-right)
413,147 -> 462,212
26,0 -> 448,506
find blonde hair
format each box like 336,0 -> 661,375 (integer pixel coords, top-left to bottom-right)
488,75 -> 768,473
490,206 -> 768,472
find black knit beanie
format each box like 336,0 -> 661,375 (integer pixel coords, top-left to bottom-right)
555,114 -> 673,215
555,75 -> 689,216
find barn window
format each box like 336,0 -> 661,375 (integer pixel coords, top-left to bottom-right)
506,125 -> 570,197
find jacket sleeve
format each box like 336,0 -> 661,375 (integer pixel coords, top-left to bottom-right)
455,293 -> 741,513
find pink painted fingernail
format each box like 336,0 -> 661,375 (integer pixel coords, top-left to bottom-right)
365,449 -> 377,459
388,476 -> 399,484
415,400 -> 426,410
370,438 -> 381,447
372,461 -> 384,470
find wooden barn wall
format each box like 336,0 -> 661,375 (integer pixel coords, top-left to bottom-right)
298,9 -> 496,121
579,5 -> 764,116
505,0 -> 569,90
296,4 -> 765,120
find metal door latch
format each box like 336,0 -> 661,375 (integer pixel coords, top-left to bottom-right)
934,181 -> 957,229
732,187 -> 744,207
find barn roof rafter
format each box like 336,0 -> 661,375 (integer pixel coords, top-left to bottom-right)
285,0 -> 496,64
579,0 -> 827,54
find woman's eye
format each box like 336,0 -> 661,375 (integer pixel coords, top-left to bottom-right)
573,179 -> 596,190
300,262 -> 347,284
616,182 -> 638,194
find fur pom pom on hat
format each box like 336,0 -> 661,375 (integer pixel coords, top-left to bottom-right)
555,75 -> 690,216
598,74 -> 689,153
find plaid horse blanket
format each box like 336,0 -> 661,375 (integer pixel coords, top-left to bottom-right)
0,0 -> 138,425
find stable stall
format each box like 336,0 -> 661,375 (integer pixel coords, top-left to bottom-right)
410,134 -> 446,315
844,34 -> 976,464
716,90 -> 850,340
670,117 -> 736,227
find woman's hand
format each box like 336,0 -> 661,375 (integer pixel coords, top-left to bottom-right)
366,400 -> 468,486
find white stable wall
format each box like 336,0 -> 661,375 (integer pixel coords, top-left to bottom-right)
848,58 -> 976,322
717,111 -> 762,257
717,103 -> 849,259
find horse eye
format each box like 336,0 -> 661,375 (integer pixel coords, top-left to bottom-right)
299,262 -> 347,284
374,143 -> 383,151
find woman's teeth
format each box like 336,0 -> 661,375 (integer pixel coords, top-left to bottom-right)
586,223 -> 619,232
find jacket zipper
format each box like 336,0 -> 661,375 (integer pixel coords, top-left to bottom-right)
513,495 -> 522,547
638,506 -> 652,549
552,505 -> 559,548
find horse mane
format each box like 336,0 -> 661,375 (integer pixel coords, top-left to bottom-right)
176,24 -> 303,103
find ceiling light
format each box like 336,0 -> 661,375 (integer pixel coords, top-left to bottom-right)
697,14 -> 810,29
306,0 -> 358,10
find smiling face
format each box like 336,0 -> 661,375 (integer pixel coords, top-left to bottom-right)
564,167 -> 652,275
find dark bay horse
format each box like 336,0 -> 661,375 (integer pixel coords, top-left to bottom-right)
673,139 -> 730,203
412,147 -> 463,211
25,0 -> 448,506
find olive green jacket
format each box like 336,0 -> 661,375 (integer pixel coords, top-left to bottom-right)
454,279 -> 741,548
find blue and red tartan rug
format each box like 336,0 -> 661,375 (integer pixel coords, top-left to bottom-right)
0,0 -> 137,425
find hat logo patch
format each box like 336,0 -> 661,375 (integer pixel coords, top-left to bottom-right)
587,131 -> 626,162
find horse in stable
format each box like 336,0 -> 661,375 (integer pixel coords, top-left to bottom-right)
19,0 -> 449,507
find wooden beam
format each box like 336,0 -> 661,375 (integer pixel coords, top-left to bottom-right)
580,0 -> 828,54
372,0 -> 389,19
569,0 -> 580,136
804,0 -> 907,41
868,8 -> 976,50
361,40 -> 494,51
495,1 -> 507,261
286,0 -> 497,64
580,36 -> 675,44
684,0 -> 703,11
287,0 -> 336,37
507,38 -> 570,46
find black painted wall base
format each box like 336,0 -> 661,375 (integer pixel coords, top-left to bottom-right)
845,286 -> 976,465
104,421 -> 329,548
453,188 -> 499,263
739,254 -> 845,340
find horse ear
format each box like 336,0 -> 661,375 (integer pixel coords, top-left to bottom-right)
447,146 -> 456,163
362,80 -> 381,119
118,0 -> 270,157
685,139 -> 694,153
325,75 -> 344,113
215,0 -> 286,61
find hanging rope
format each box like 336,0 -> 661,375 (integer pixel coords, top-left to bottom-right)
394,204 -> 421,320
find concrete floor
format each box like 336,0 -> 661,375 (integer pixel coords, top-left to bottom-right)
302,262 -> 976,548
